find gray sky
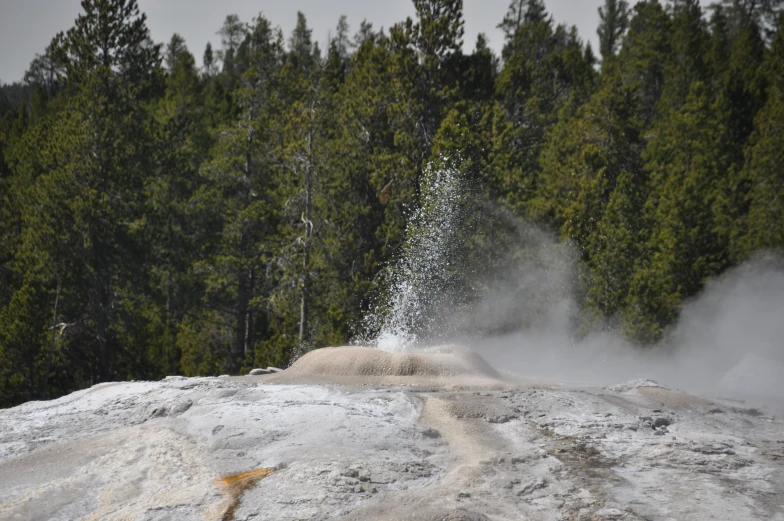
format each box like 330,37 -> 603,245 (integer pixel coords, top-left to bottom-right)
0,0 -> 603,84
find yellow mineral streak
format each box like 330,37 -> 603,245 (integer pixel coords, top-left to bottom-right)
216,467 -> 275,521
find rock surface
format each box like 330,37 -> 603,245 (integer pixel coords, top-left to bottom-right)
1,346 -> 783,521
248,367 -> 282,376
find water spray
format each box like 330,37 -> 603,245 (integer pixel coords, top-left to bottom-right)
362,159 -> 467,351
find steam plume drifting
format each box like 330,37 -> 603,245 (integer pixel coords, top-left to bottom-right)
361,161 -> 784,402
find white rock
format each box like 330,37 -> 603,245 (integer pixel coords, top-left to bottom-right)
604,379 -> 668,393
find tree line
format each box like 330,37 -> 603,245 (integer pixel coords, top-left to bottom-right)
1,0 -> 782,406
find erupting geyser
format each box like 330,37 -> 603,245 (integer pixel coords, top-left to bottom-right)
264,345 -> 505,388
362,161 -> 468,352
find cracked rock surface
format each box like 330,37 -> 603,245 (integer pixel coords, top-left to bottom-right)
1,348 -> 783,520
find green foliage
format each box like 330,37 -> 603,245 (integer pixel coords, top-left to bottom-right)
734,15 -> 784,256
616,0 -> 671,128
2,0 -> 783,405
626,82 -> 732,342
535,68 -> 644,331
598,0 -> 630,62
492,1 -> 597,215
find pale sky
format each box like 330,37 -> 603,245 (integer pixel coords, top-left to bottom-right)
0,0 -> 604,84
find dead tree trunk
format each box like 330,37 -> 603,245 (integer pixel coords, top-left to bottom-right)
298,112 -> 314,345
42,281 -> 61,399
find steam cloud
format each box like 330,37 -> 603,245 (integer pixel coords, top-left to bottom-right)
364,161 -> 784,404
463,249 -> 784,404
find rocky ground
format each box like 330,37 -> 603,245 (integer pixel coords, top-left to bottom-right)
1,346 -> 783,521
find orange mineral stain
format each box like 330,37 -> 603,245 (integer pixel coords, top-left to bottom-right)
215,467 -> 275,521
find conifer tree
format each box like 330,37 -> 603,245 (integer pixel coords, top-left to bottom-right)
388,0 -> 465,172
535,68 -> 643,328
180,14 -> 284,374
217,14 -> 246,77
327,28 -> 396,330
661,0 -> 709,108
708,5 -> 732,84
493,0 -> 596,214
721,0 -> 784,40
735,17 -> 784,256
371,0 -> 466,253
615,0 -> 671,129
626,82 -> 730,342
712,15 -> 767,255
278,12 -> 323,350
23,0 -> 164,383
597,0 -> 630,63
202,42 -> 218,77
165,34 -> 188,72
24,36 -> 67,98
143,38 -> 209,376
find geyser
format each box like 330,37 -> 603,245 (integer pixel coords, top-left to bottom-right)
362,161 -> 467,352
264,345 -> 504,388
356,157 -> 784,403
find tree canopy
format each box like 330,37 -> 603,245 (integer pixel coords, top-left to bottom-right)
1,0 -> 783,406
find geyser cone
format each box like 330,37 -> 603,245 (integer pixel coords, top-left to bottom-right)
261,345 -> 505,388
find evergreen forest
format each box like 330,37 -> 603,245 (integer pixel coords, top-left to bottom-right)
1,0 -> 783,406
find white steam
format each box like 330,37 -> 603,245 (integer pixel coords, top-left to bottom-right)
469,252 -> 784,402
361,161 -> 784,402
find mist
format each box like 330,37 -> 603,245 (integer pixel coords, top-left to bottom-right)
363,161 -> 784,404
462,250 -> 784,403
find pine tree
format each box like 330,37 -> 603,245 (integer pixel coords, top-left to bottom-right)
142,37 -> 211,376
327,28 -> 396,335
535,67 -> 643,329
712,15 -> 767,258
24,35 -> 67,99
615,0 -> 672,129
735,16 -> 784,256
708,4 -> 731,83
0,105 -> 43,404
323,16 -> 350,86
626,82 -> 730,342
289,12 -> 318,73
368,0 -> 467,254
202,42 -> 218,77
459,34 -> 498,102
352,20 -> 377,48
721,0 -> 784,40
661,0 -> 709,109
493,0 -> 596,214
722,11 -> 767,149
181,14 -> 284,374
597,0 -> 630,63
165,34 -> 188,72
216,14 -> 247,77
388,0 -> 465,171
18,0 -> 163,383
269,12 -> 333,353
